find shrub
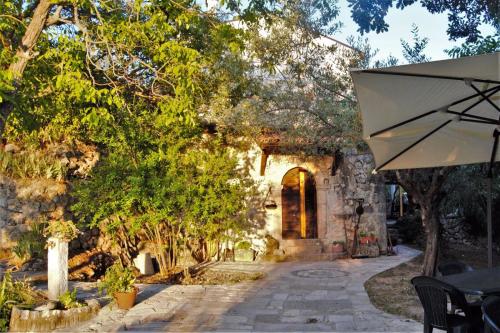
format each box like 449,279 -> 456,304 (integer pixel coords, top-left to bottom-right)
11,222 -> 47,266
43,220 -> 80,243
0,272 -> 45,332
235,241 -> 252,250
0,150 -> 67,181
98,262 -> 136,296
395,213 -> 424,245
58,288 -> 84,309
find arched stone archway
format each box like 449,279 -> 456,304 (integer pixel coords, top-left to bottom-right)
281,167 -> 317,239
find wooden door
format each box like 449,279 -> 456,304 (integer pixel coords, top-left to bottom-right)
281,168 -> 317,239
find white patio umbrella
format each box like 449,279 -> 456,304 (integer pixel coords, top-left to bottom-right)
350,52 -> 500,268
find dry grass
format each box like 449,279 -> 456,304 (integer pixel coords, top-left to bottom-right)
364,243 -> 500,323
137,269 -> 264,285
364,255 -> 424,323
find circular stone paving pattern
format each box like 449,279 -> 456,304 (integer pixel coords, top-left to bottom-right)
290,268 -> 348,279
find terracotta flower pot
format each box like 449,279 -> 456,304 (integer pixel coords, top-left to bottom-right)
113,287 -> 138,310
360,236 -> 377,245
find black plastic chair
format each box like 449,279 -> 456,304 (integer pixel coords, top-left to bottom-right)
438,261 -> 474,276
411,276 -> 483,333
482,296 -> 500,333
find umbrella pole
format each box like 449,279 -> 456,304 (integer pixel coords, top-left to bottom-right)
488,176 -> 493,268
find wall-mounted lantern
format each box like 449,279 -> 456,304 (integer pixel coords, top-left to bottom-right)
264,200 -> 278,210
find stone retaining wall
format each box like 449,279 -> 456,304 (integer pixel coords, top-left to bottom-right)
0,176 -> 69,249
9,299 -> 100,332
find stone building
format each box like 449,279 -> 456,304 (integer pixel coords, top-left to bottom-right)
245,144 -> 387,260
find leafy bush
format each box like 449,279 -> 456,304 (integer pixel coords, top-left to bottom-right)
58,288 -> 84,309
98,262 -> 136,296
441,165 -> 500,238
235,241 -> 252,250
11,222 -> 47,266
0,272 -> 45,332
395,213 -> 424,246
0,150 -> 67,181
44,220 -> 80,243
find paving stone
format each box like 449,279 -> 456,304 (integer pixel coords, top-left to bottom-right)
59,245 -> 423,332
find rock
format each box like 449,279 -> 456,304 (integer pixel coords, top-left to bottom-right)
4,143 -> 20,153
133,252 -> 154,275
272,249 -> 285,256
35,301 -> 58,311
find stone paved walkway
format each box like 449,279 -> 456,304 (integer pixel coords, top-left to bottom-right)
61,245 -> 423,332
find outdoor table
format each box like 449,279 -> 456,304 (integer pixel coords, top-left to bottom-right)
439,267 -> 500,296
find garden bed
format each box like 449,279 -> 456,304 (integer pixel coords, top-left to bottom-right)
137,269 -> 264,285
9,299 -> 100,332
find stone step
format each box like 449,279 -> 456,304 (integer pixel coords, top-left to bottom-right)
281,239 -> 324,257
285,251 -> 347,262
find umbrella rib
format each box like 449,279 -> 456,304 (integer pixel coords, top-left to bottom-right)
358,70 -> 500,85
373,86 -> 500,172
446,110 -> 499,123
469,83 -> 500,113
489,130 -> 499,178
460,119 -> 498,125
369,85 -> 500,138
376,120 -> 452,171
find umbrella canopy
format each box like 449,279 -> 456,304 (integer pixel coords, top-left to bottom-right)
352,52 -> 500,171
351,52 -> 500,267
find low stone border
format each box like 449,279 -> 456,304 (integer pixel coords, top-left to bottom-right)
9,299 -> 100,332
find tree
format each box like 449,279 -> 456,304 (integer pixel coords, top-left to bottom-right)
395,168 -> 452,275
0,0 -> 285,140
211,1 -> 367,155
446,34 -> 500,58
365,26 -> 450,276
347,0 -> 499,42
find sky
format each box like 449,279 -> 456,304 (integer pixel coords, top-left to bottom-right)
202,0 -> 496,63
334,0 -> 497,63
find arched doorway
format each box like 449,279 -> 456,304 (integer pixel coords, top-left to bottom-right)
281,167 -> 317,239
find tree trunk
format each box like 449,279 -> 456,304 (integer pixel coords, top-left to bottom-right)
0,0 -> 53,137
421,204 -> 440,276
394,168 -> 451,277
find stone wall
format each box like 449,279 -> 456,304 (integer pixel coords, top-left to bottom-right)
338,151 -> 387,253
440,217 -> 476,246
0,142 -> 100,251
0,176 -> 69,248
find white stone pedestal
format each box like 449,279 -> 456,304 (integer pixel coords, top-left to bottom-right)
133,252 -> 154,275
47,237 -> 68,300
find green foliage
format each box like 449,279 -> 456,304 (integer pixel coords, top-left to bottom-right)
0,272 -> 44,332
43,220 -> 80,243
212,2 -> 365,155
58,288 -> 84,309
98,262 -> 136,296
395,213 -> 424,245
441,165 -> 500,237
446,34 -> 500,58
348,0 -> 499,42
71,129 -> 261,272
12,222 -> 47,265
0,150 -> 67,180
235,241 -> 252,250
401,25 -> 430,64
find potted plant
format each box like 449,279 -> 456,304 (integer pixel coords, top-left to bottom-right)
359,232 -> 377,245
98,262 -> 137,310
331,241 -> 345,253
234,241 -> 255,262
